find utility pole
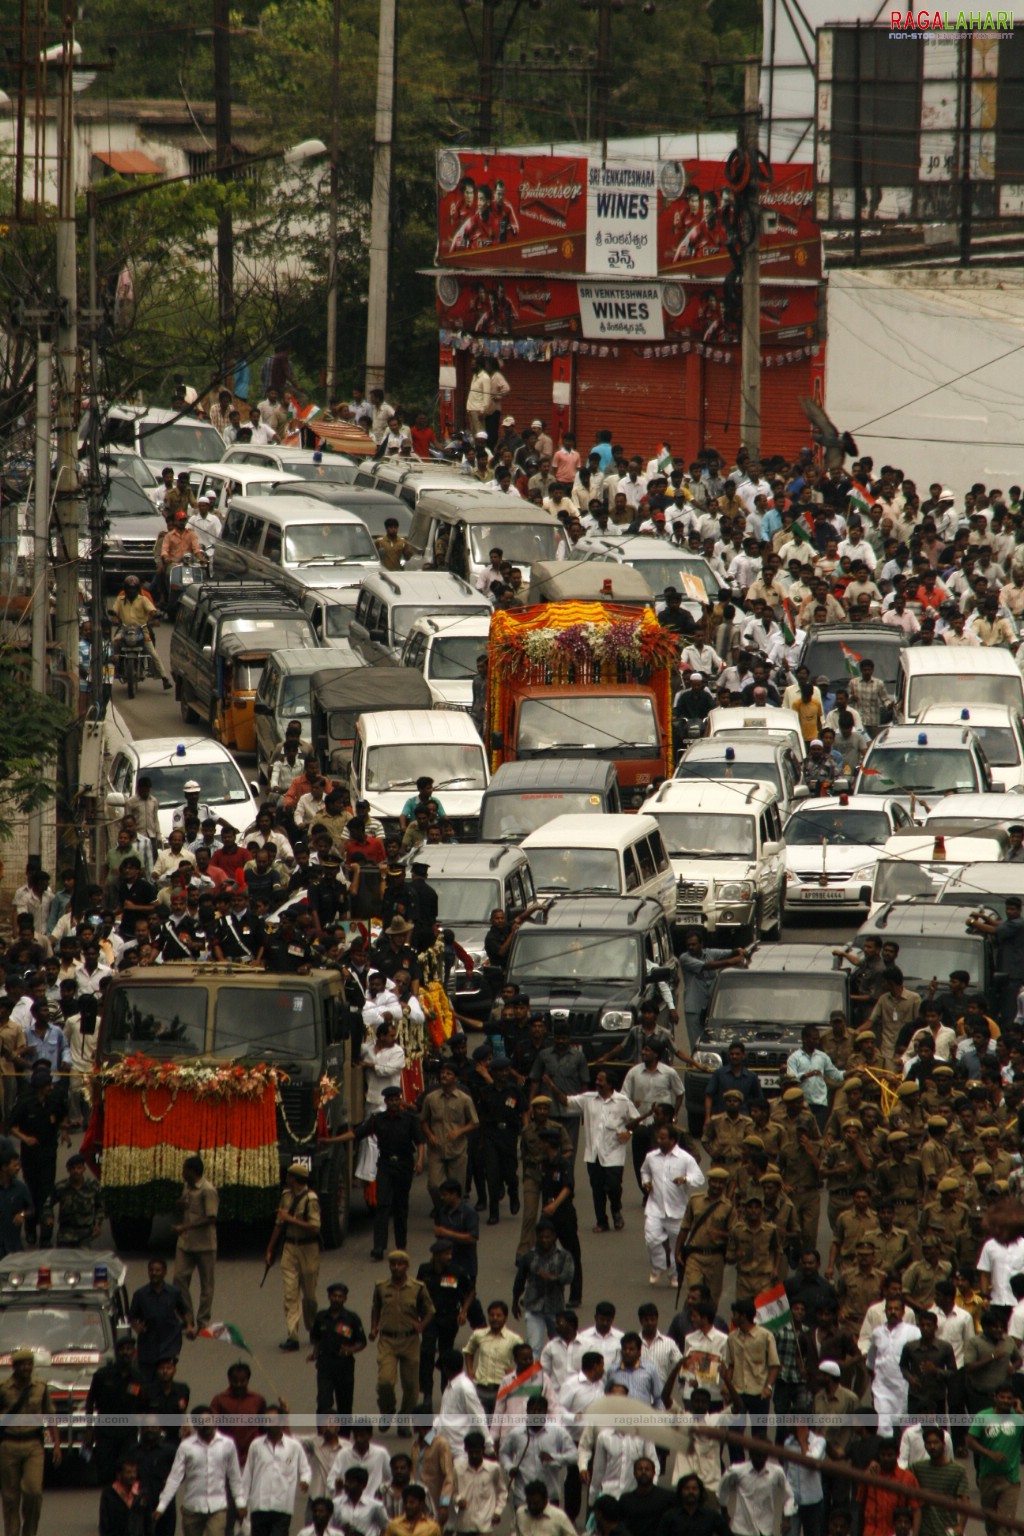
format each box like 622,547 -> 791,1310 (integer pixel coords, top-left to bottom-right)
325,0 -> 341,400
52,2 -> 80,712
214,0 -> 233,361
479,0 -> 496,144
595,0 -> 612,159
29,335 -> 52,859
365,0 -> 396,394
739,56 -> 761,459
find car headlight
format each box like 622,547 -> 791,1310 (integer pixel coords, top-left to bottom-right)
785,869 -> 799,884
693,1050 -> 723,1070
599,1008 -> 633,1031
849,864 -> 875,883
104,536 -> 123,553
716,881 -> 754,901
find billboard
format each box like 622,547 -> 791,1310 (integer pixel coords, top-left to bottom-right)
436,150 -> 587,271
657,161 -> 821,279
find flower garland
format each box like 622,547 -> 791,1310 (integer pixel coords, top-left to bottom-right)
276,1075 -> 341,1146
97,1055 -> 280,1102
492,610 -> 677,679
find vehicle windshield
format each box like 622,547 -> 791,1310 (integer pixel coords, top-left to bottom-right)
287,461 -> 358,484
212,987 -> 317,1060
517,696 -> 659,755
140,761 -> 251,805
675,756 -> 782,797
803,638 -> 903,687
507,930 -> 641,984
859,935 -> 983,989
871,859 -> 952,903
0,1304 -> 109,1358
429,637 -> 485,681
105,985 -> 207,1054
104,454 -> 157,489
365,743 -> 487,793
105,477 -> 157,517
284,523 -> 377,565
708,973 -> 844,1026
221,617 -> 316,649
480,791 -> 607,842
137,422 -> 223,464
278,677 -> 313,717
469,523 -> 559,567
615,553 -> 721,598
963,725 -> 1019,767
526,847 -> 621,894
428,877 -> 501,924
784,809 -> 892,846
652,813 -> 756,858
859,748 -> 977,794
393,605 -> 486,647
909,674 -> 1024,715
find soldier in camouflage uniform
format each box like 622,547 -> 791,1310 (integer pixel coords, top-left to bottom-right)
40,1153 -> 103,1247
676,1166 -> 733,1307
702,1090 -> 753,1173
725,1194 -> 780,1302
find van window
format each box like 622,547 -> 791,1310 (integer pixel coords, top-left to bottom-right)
635,837 -> 656,881
222,506 -> 246,544
263,525 -> 283,564
759,814 -> 771,850
624,847 -> 641,892
908,670 -> 1024,717
650,830 -> 671,873
239,515 -> 264,552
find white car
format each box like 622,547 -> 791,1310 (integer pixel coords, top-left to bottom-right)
916,704 -> 1024,792
782,795 -> 912,912
104,733 -> 260,841
400,613 -> 491,711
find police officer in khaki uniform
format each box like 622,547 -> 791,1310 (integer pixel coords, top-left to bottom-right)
902,1235 -> 953,1311
517,1097 -> 571,1260
826,1183 -> 878,1279
889,1080 -> 925,1149
370,1250 -> 435,1428
979,1125 -> 1014,1181
268,1162 -> 321,1351
836,1240 -> 886,1333
820,1011 -> 854,1071
776,1086 -> 822,1250
868,1198 -> 913,1274
0,1348 -> 61,1536
875,1130 -> 924,1230
702,1091 -> 753,1172
919,1177 -> 969,1253
821,1119 -> 873,1229
725,1194 -> 779,1301
761,1170 -> 801,1278
676,1166 -> 733,1306
920,1115 -> 953,1192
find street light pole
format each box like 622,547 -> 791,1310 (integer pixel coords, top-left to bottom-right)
53,3 -> 80,720
325,0 -> 341,401
213,0 -> 233,362
739,57 -> 762,459
365,0 -> 396,395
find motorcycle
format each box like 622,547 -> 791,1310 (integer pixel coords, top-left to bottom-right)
116,625 -> 153,698
167,555 -> 207,618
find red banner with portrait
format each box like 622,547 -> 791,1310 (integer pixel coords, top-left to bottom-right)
436,149 -> 587,271
657,161 -> 820,280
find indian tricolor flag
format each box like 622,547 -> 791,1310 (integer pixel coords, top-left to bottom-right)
199,1322 -> 252,1352
848,482 -> 876,516
780,597 -> 797,647
839,641 -> 862,677
754,1283 -> 793,1335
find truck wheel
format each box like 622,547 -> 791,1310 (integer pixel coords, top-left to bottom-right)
110,1215 -> 152,1250
320,1145 -> 349,1249
738,909 -> 760,947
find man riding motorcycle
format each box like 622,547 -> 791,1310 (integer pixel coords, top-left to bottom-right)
108,576 -> 173,690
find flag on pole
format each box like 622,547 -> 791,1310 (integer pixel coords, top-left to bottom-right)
198,1322 -> 252,1352
754,1283 -> 793,1334
790,516 -> 814,547
848,482 -> 876,517
839,641 -> 862,677
780,598 -> 797,647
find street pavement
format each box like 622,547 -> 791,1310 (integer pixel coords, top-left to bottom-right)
47,625 -> 858,1531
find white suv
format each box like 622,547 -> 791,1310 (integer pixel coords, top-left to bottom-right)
400,614 -> 491,711
645,778 -> 786,944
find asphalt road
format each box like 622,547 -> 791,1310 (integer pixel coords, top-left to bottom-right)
44,622 -> 857,1533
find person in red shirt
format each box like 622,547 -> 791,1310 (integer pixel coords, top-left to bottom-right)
410,413 -> 439,458
210,824 -> 248,882
209,1361 -> 267,1470
344,816 -> 386,866
858,1437 -> 919,1536
913,568 -> 948,610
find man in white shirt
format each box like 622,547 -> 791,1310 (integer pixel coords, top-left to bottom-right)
552,1070 -> 632,1233
540,1311 -> 585,1398
577,1385 -> 657,1498
246,406 -> 277,445
681,1302 -> 729,1406
719,1446 -> 795,1536
360,1020 -> 407,1112
498,1398 -> 575,1507
155,1409 -> 246,1527
329,1466 -> 389,1536
556,1353 -> 607,1438
932,1278 -> 977,1364
576,1303 -> 624,1373
434,1355 -> 494,1454
328,1424 -> 392,1500
867,1296 -> 920,1434
242,1406 -> 312,1528
451,1431 -> 508,1533
978,1230 -> 1024,1311
638,1124 -> 705,1284
735,462 -> 773,516
616,461 -> 648,510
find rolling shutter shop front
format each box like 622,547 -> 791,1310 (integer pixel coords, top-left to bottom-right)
573,349 -> 689,462
456,353 -> 557,439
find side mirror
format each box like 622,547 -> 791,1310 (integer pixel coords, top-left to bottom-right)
763,840 -> 781,857
792,785 -> 811,801
105,791 -> 126,812
249,781 -> 260,797
253,699 -> 271,715
992,781 -> 1006,793
649,964 -> 674,983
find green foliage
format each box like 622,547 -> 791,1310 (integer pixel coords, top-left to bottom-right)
0,654 -> 71,841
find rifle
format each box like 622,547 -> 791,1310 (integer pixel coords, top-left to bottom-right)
260,1194 -> 295,1287
674,1197 -> 723,1309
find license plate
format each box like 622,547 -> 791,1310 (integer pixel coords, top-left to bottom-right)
760,1074 -> 780,1089
801,888 -> 847,900
288,1155 -> 312,1170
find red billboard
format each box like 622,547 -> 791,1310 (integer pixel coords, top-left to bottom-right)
436,149 -> 587,271
662,283 -> 820,345
657,161 -> 820,280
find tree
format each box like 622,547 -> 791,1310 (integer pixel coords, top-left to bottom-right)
0,652 -> 71,841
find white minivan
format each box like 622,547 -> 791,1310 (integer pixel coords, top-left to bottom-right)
520,813 -> 675,918
350,709 -> 490,839
895,648 -> 1024,723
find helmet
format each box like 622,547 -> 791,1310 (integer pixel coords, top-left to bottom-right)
173,510 -> 188,523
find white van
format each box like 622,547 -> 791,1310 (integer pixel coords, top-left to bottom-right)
916,704 -> 1024,791
895,648 -> 1024,723
215,494 -> 380,587
351,709 -> 490,838
704,705 -> 805,765
645,778 -> 785,943
401,613 -> 492,710
868,831 -> 1007,914
520,813 -> 675,917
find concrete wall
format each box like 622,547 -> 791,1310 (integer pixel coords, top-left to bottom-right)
824,267 -> 1024,495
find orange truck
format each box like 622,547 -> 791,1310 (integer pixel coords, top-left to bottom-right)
485,600 -> 676,809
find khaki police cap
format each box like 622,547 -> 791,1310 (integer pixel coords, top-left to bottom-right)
887,1130 -> 909,1144
708,1167 -> 730,1180
388,1249 -> 410,1263
937,1177 -> 960,1192
975,1160 -> 993,1175
896,1081 -> 919,1098
782,1087 -> 804,1103
927,1115 -> 948,1128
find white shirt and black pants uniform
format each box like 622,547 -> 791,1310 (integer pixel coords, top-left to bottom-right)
566,1090 -> 632,1232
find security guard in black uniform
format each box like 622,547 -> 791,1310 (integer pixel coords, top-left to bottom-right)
416,1237 -> 474,1408
309,1281 -> 367,1417
539,1128 -> 583,1308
